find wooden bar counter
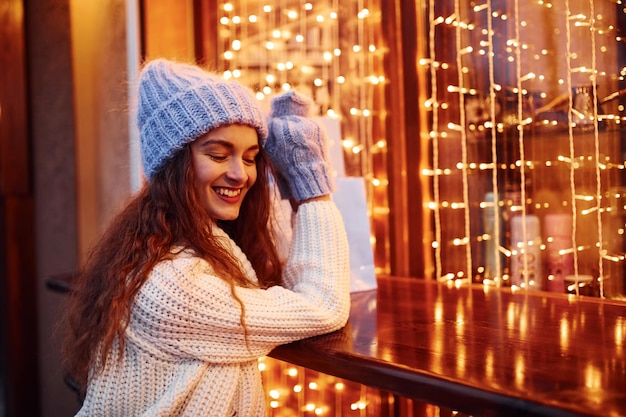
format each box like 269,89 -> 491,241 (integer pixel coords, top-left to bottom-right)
269,276 -> 626,417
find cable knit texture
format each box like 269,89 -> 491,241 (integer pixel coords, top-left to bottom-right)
137,59 -> 269,180
265,91 -> 333,201
76,200 -> 350,417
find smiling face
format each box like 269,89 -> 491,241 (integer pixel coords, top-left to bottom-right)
190,124 -> 260,221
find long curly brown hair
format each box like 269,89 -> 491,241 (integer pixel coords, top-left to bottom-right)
61,142 -> 283,393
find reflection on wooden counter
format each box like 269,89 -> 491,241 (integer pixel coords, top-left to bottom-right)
270,276 -> 626,417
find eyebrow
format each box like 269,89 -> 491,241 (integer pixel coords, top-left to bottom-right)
197,138 -> 260,152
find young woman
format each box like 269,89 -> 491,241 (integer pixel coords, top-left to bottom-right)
62,58 -> 350,416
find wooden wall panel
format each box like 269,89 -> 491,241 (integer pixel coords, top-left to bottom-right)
0,0 -> 40,416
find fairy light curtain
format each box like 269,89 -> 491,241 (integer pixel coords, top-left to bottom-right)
213,0 -> 390,274
423,0 -> 626,299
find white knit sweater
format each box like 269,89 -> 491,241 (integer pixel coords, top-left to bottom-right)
76,200 -> 351,417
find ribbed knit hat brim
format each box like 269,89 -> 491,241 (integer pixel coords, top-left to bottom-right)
137,59 -> 268,180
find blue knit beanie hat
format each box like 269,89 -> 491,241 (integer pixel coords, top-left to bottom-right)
137,59 -> 269,180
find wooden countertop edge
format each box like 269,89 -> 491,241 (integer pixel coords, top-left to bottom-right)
269,335 -> 598,417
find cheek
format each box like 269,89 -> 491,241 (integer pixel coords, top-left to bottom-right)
247,166 -> 258,186
192,158 -> 216,185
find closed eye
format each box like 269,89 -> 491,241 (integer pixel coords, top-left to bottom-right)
208,154 -> 228,162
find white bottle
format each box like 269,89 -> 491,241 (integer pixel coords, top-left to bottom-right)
543,214 -> 574,293
510,214 -> 542,290
482,192 -> 499,281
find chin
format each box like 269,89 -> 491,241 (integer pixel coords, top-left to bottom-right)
209,209 -> 241,221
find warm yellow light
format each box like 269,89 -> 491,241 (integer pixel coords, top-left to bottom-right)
342,138 -> 355,149
287,10 -> 298,19
269,389 -> 280,399
223,51 -> 234,60
223,3 -> 233,12
232,16 -> 241,24
326,109 -> 338,118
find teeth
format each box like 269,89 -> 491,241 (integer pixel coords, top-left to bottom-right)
215,187 -> 241,197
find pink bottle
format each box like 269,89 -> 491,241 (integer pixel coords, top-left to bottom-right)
543,214 -> 574,293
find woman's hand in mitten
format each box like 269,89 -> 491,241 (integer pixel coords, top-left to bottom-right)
264,91 -> 333,202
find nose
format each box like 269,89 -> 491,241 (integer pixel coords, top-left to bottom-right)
225,157 -> 248,184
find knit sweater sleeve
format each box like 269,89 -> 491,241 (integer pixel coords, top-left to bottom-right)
126,200 -> 351,363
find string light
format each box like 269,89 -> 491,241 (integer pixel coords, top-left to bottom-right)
422,1 -> 624,294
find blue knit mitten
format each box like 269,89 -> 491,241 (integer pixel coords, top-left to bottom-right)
265,91 -> 333,201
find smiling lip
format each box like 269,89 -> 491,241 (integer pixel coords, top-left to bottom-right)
213,187 -> 243,204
